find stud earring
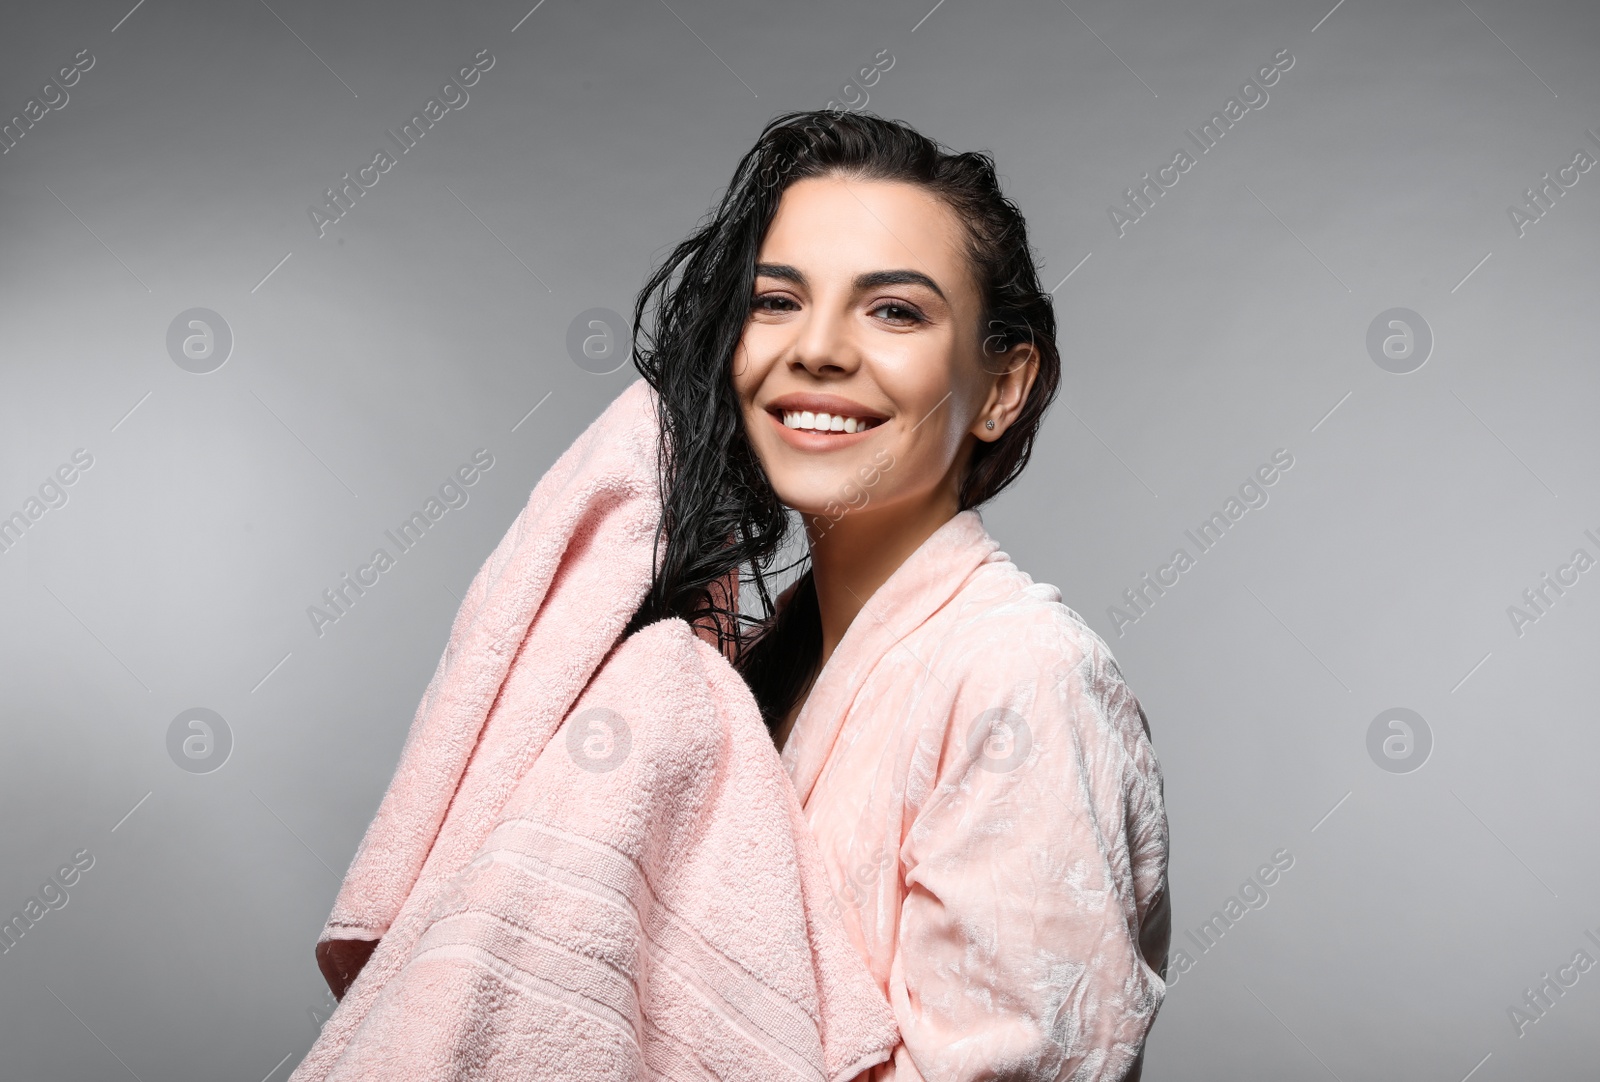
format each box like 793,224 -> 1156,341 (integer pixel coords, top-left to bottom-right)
985,419 -> 996,430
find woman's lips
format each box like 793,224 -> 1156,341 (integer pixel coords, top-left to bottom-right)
764,407 -> 882,449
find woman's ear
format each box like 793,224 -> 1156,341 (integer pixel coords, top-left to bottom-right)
973,342 -> 1040,441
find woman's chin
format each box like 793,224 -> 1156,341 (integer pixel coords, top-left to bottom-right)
785,495 -> 893,532
769,488 -> 853,522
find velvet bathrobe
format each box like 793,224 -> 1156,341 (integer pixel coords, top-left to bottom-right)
778,510 -> 1170,1080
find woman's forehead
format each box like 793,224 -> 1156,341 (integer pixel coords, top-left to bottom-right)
760,176 -> 975,302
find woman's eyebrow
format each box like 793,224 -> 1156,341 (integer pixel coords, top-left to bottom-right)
754,262 -> 805,285
853,269 -> 946,301
753,263 -> 946,301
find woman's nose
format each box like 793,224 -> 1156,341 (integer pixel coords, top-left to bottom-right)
789,306 -> 860,377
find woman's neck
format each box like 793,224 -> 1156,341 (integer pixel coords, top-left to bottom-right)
802,487 -> 961,671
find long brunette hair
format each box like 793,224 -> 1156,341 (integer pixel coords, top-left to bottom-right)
623,110 -> 1060,728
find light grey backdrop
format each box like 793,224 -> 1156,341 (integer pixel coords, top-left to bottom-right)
2,0 -> 1596,1078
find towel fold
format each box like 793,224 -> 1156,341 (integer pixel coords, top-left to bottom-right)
291,380 -> 898,1082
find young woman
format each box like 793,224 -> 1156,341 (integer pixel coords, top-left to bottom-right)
623,111 -> 1172,1081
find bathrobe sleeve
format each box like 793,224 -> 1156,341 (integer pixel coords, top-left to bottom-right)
880,623 -> 1168,1081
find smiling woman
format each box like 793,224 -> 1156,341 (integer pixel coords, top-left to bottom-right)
623,111 -> 1172,1081
732,172 -> 1044,738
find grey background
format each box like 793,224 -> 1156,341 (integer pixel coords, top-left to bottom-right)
1,0 -> 1596,1078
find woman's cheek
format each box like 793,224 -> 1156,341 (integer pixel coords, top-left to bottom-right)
732,330 -> 784,391
904,410 -> 964,480
856,431 -> 925,508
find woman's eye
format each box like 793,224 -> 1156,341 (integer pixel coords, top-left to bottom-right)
752,295 -> 797,312
872,302 -> 924,325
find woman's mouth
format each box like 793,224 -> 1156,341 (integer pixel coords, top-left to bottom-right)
779,410 -> 884,435
765,408 -> 886,449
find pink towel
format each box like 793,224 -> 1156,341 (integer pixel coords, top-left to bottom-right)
291,380 -> 898,1082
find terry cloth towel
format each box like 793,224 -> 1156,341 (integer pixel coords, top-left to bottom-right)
290,379 -> 898,1082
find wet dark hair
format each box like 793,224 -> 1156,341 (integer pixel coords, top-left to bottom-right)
623,110 -> 1061,729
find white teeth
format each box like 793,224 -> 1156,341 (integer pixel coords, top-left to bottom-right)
781,410 -> 878,432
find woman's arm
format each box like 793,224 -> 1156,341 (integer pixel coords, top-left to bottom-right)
884,639 -> 1169,1081
1124,878 -> 1171,1082
315,936 -> 378,1001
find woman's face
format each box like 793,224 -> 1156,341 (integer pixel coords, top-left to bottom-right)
732,175 -> 1030,527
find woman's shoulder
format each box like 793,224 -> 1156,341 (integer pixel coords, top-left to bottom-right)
928,549 -> 1156,747
943,550 -> 1123,675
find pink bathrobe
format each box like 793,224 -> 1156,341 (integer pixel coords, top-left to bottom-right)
779,510 -> 1170,1081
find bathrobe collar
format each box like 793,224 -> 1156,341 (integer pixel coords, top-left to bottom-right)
780,508 -> 999,806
